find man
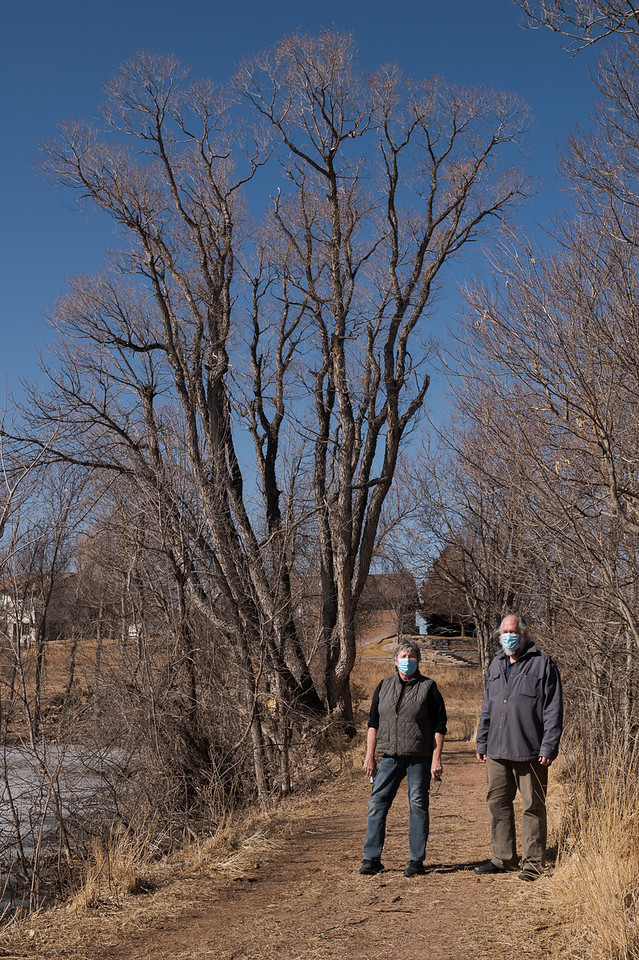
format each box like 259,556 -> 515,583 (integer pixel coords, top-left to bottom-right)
475,614 -> 563,881
360,641 -> 447,878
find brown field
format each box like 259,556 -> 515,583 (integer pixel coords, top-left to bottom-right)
1,630 -> 483,750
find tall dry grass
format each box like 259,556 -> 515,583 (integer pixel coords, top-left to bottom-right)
69,797 -> 299,912
72,826 -> 151,909
539,733 -> 639,960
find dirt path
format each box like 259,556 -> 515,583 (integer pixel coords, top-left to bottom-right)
19,741 -> 553,960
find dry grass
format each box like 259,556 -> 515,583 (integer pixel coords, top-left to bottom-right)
163,814 -> 286,882
0,772 -> 357,958
534,735 -> 639,960
69,782 -> 328,913
5,637 -> 110,691
0,637 -> 128,720
72,827 -> 151,909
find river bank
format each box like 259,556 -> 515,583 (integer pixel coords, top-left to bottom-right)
0,740 -> 558,960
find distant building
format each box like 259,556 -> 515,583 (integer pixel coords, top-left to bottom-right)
0,592 -> 37,646
294,572 -> 420,645
356,573 -> 419,637
420,546 -> 476,638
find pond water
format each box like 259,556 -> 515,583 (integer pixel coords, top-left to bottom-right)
0,742 -> 127,912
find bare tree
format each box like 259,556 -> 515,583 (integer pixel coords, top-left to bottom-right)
407,424 -> 540,676
235,33 -> 533,720
448,69 -> 639,736
519,0 -> 639,48
416,19 -> 639,737
16,34 -> 530,752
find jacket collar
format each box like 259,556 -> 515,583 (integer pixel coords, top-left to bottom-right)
394,668 -> 422,684
498,640 -> 537,663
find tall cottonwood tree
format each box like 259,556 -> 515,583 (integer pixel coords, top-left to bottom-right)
21,32 -> 530,756
235,34 -> 531,718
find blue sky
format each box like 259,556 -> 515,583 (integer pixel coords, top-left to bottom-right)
1,0 -> 596,403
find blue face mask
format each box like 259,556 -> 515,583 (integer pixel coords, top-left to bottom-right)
397,657 -> 418,676
501,632 -> 521,654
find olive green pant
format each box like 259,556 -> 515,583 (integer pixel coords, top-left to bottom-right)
485,757 -> 548,871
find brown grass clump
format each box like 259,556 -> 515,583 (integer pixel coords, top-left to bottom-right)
72,827 -> 151,909
165,816 -> 284,882
536,735 -> 639,960
68,796 -> 299,914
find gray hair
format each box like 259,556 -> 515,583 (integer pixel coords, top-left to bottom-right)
394,640 -> 421,662
496,614 -> 529,638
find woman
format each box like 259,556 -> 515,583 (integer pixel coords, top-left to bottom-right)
360,641 -> 447,877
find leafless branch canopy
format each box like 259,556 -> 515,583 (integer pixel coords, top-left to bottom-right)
518,0 -> 639,49
18,33 -> 531,749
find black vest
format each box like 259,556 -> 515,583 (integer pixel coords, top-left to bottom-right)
376,673 -> 434,757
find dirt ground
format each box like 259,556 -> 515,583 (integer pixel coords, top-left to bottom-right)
7,740 -> 558,960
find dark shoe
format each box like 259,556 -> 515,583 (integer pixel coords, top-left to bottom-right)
404,860 -> 425,877
519,867 -> 543,881
359,858 -> 384,875
474,859 -> 507,875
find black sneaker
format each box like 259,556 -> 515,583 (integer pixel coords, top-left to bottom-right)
404,860 -> 425,877
474,860 -> 507,875
519,866 -> 543,881
359,858 -> 384,875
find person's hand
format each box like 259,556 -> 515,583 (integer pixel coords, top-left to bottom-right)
363,756 -> 376,777
476,752 -> 487,763
431,757 -> 443,781
538,756 -> 552,767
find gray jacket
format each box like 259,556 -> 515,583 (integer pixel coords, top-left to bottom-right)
476,643 -> 563,762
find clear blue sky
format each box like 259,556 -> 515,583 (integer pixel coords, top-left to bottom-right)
0,0 -> 595,402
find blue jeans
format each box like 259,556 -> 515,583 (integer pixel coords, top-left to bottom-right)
363,755 -> 431,862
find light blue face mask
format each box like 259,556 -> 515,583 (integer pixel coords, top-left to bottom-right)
397,657 -> 418,676
501,632 -> 521,654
